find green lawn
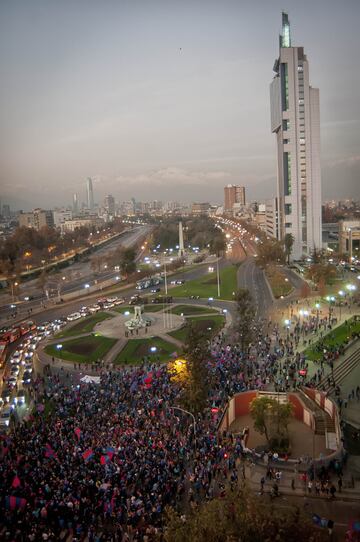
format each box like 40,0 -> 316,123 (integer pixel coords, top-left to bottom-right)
115,336 -> 178,365
171,304 -> 219,316
169,265 -> 239,300
113,304 -> 164,314
55,312 -> 113,338
45,335 -> 117,363
168,314 -> 226,343
265,268 -> 293,299
304,317 -> 360,360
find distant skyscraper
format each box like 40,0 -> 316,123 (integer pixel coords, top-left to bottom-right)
86,177 -> 94,210
73,193 -> 78,213
224,185 -> 246,212
270,12 -> 322,259
2,204 -> 10,218
104,194 -> 115,215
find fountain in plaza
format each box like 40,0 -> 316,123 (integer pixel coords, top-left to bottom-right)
125,305 -> 152,330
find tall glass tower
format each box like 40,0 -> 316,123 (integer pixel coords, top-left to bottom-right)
270,12 -> 322,260
86,177 -> 94,210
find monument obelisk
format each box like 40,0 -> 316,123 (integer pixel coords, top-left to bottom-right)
178,221 -> 185,258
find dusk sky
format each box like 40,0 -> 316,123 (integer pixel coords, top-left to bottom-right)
0,0 -> 359,209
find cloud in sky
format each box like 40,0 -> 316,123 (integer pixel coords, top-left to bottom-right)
0,0 -> 359,209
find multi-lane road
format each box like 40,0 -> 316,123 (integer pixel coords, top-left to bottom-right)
0,225 -> 150,323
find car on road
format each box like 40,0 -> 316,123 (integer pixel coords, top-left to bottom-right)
89,304 -> 101,313
150,288 -> 161,293
22,371 -> 32,385
67,312 -> 81,322
24,351 -> 33,361
10,351 -> 22,363
24,363 -> 33,373
6,377 -> 17,389
0,406 -> 12,430
12,391 -> 26,406
1,388 -> 11,404
10,364 -> 20,377
103,302 -> 114,309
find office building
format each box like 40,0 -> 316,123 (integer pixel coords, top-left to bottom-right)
86,177 -> 94,210
265,198 -> 280,239
191,202 -> 210,215
270,12 -> 322,259
19,209 -> 54,230
2,204 -> 10,219
224,185 -> 246,212
104,194 -> 115,215
53,209 -> 73,228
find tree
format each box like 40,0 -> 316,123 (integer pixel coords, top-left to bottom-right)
305,263 -> 337,288
164,488 -> 327,542
249,396 -> 273,443
284,233 -> 294,265
250,396 -> 293,447
256,238 -> 285,268
180,323 -> 210,414
119,247 -> 136,277
234,289 -> 255,351
210,234 -> 226,256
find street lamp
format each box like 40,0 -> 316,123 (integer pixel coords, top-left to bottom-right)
169,406 -> 196,451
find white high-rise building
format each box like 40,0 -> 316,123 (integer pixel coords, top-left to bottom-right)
270,12 -> 322,260
86,177 -> 94,210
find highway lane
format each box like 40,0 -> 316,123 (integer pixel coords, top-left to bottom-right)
0,226 -> 150,318
237,257 -> 273,319
5,262 -> 231,326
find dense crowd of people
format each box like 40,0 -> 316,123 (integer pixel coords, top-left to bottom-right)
0,311 -> 354,541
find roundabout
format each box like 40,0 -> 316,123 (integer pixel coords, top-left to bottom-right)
41,303 -> 228,367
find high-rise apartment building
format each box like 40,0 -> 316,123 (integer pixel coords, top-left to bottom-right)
224,185 -> 246,212
270,13 -> 322,259
104,194 -> 115,215
86,177 -> 94,210
19,209 -> 54,230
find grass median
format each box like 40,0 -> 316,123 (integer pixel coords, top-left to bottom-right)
171,304 -> 219,316
55,312 -> 113,338
265,265 -> 293,299
169,264 -> 238,300
45,335 -> 117,363
112,304 -> 164,314
168,314 -> 226,343
115,336 -> 178,365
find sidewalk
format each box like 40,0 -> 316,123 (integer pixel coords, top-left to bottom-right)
243,461 -> 360,501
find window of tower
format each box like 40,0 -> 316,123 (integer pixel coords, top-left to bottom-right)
283,152 -> 292,195
281,63 -> 289,111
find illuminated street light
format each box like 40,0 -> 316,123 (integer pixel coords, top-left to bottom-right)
56,344 -> 63,350
84,283 -> 90,289
150,346 -> 157,353
338,290 -> 344,296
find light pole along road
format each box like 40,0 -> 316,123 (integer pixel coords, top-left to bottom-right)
169,406 -> 196,452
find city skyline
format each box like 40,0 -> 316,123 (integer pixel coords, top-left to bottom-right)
1,0 -> 359,210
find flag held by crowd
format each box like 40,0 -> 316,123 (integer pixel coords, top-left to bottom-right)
82,449 -> 94,462
5,496 -> 27,510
